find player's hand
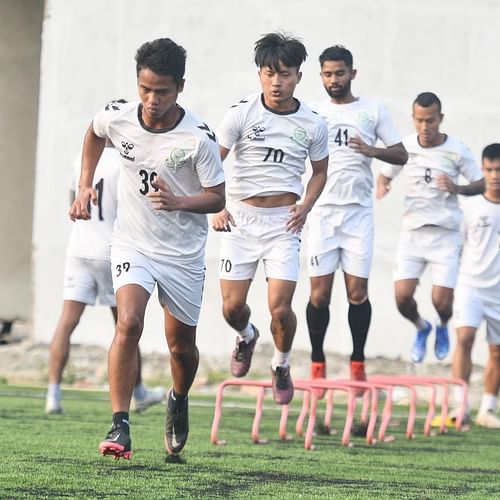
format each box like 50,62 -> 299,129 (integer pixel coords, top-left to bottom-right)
436,174 -> 458,194
69,187 -> 96,221
286,204 -> 309,234
148,176 -> 179,211
349,135 -> 374,157
376,174 -> 392,199
212,208 -> 236,232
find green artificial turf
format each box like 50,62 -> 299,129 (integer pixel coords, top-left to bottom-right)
0,385 -> 499,499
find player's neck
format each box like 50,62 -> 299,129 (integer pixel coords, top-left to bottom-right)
140,103 -> 182,130
484,188 -> 500,203
417,133 -> 447,148
330,93 -> 357,105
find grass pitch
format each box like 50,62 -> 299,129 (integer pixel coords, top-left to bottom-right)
0,385 -> 499,499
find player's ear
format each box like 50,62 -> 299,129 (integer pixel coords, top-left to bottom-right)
297,71 -> 302,84
177,79 -> 185,93
350,68 -> 357,80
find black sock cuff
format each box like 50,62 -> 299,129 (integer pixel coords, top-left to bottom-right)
112,412 -> 130,431
170,389 -> 187,407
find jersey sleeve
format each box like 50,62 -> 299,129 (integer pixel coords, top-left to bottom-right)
92,100 -> 125,138
458,144 -> 482,182
308,119 -> 329,161
375,104 -> 402,147
217,105 -> 242,151
380,163 -> 404,179
195,135 -> 225,188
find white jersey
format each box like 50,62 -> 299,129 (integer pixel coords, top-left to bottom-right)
457,195 -> 500,291
381,133 -> 482,231
66,146 -> 119,260
93,101 -> 225,261
310,97 -> 401,208
217,93 -> 328,202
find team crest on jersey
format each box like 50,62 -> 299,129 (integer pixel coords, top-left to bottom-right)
120,141 -> 135,162
290,127 -> 308,147
165,148 -> 187,172
246,125 -> 266,141
355,111 -> 375,130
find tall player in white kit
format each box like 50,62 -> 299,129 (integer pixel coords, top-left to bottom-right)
377,92 -> 484,363
212,32 -> 329,405
305,45 -> 408,390
45,141 -> 164,415
451,143 -> 500,428
69,38 -> 225,460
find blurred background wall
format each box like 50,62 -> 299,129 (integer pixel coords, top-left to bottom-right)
2,0 -> 499,365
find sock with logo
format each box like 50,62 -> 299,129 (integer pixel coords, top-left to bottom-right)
349,299 -> 372,362
306,301 -> 329,362
112,412 -> 130,434
169,389 -> 187,409
237,323 -> 255,344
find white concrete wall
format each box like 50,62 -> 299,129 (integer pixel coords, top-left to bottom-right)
33,0 -> 500,365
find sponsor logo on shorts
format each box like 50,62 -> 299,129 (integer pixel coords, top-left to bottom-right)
165,148 -> 187,172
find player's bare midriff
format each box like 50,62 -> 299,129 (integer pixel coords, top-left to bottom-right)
242,192 -> 298,208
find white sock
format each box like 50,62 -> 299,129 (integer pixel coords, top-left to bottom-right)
436,317 -> 447,328
452,385 -> 469,412
479,393 -> 497,414
414,317 -> 427,331
271,348 -> 290,370
47,383 -> 61,400
133,383 -> 147,400
237,323 -> 255,344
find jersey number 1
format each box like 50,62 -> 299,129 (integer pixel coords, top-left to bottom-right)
86,178 -> 104,221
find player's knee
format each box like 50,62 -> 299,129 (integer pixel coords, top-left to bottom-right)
170,343 -> 198,362
310,291 -> 330,309
488,345 -> 500,363
270,303 -> 293,326
116,313 -> 143,338
456,333 -> 475,351
395,293 -> 412,312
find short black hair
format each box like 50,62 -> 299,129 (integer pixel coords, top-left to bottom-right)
482,143 -> 500,161
254,31 -> 307,71
413,92 -> 442,113
319,45 -> 353,68
135,38 -> 186,86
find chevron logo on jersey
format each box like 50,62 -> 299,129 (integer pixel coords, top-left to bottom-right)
197,123 -> 216,142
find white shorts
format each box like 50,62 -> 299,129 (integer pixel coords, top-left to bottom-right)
454,285 -> 500,345
111,244 -> 205,326
394,226 -> 461,288
63,256 -> 115,306
219,201 -> 300,281
306,204 -> 373,279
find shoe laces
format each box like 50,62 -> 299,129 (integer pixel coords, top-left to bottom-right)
235,341 -> 247,361
275,367 -> 289,390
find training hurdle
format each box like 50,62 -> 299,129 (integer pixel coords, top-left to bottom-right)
210,379 -> 317,448
369,375 -> 469,434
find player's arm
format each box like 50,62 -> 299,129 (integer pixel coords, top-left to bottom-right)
287,156 -> 328,233
349,137 -> 408,165
212,145 -> 236,231
436,175 -> 485,196
69,123 -> 105,220
148,177 -> 225,214
376,173 -> 393,199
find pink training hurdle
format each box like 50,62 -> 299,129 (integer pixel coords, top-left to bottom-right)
369,375 -> 469,434
210,379 -> 317,448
